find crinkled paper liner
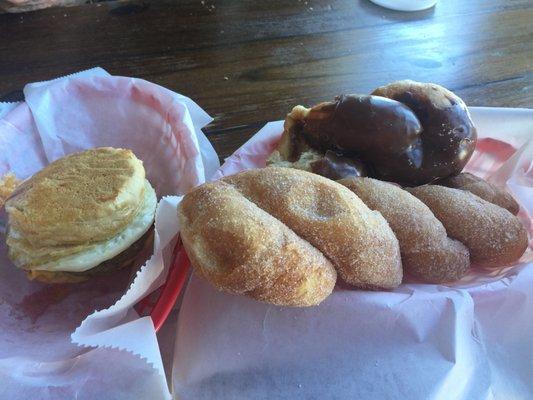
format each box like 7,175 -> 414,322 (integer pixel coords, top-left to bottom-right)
172,108 -> 532,400
0,68 -> 219,399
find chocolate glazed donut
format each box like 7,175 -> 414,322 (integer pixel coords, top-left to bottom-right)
372,81 -> 477,185
302,95 -> 423,182
299,80 -> 477,185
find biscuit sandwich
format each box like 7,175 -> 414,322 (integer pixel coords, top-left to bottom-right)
5,147 -> 157,283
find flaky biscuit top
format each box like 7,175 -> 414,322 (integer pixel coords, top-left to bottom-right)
6,147 -> 145,248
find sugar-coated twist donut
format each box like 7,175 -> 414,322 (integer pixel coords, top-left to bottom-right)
408,185 -> 528,267
339,177 -> 470,283
438,172 -> 520,215
178,180 -> 337,307
178,167 -> 403,307
224,167 -> 402,290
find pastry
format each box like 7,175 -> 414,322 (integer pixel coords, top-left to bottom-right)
438,172 -> 520,215
178,167 -> 403,306
408,185 -> 528,267
268,80 -> 477,186
339,177 -> 470,283
5,147 -> 157,283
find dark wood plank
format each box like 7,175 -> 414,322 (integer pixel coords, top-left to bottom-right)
206,124 -> 263,161
1,0 -> 532,159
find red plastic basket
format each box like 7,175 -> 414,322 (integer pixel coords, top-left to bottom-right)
135,236 -> 191,332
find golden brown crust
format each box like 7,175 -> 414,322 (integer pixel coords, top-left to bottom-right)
408,185 -> 528,267
224,168 -> 402,290
7,179 -> 156,272
267,106 -> 329,174
5,147 -> 145,249
178,180 -> 337,307
339,177 -> 470,283
178,167 -> 402,306
438,172 -> 520,215
274,105 -> 311,161
0,173 -> 21,208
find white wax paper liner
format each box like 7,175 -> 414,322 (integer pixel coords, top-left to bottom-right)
0,68 -> 219,399
0,102 -> 22,119
172,108 -> 532,400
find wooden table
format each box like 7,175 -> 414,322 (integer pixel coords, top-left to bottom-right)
1,0 -> 532,161
0,0 -> 532,388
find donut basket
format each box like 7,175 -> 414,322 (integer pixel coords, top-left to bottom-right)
136,131 -> 531,331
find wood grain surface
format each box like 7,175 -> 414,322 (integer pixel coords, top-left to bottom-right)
1,0 -> 532,160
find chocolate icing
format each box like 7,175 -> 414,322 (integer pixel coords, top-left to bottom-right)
310,150 -> 367,180
291,82 -> 477,185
